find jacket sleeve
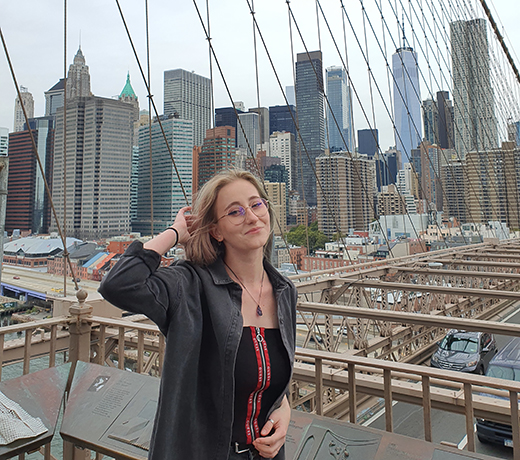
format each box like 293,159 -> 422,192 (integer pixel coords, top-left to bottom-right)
98,240 -> 183,332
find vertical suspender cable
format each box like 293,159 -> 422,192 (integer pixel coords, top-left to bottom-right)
145,0 -> 154,236
63,0 -> 68,296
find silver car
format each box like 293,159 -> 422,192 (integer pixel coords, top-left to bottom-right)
430,330 -> 497,374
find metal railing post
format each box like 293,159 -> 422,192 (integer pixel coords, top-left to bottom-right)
68,290 -> 93,364
65,290 -> 93,460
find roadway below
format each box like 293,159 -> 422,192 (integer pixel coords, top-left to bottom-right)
362,304 -> 520,459
1,265 -> 104,302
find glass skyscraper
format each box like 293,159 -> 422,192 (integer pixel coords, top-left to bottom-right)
326,66 -> 354,153
295,50 -> 325,207
269,105 -> 296,138
392,42 -> 421,168
164,69 -> 211,148
135,116 -> 193,235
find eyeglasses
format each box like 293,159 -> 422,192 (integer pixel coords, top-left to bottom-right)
217,199 -> 269,225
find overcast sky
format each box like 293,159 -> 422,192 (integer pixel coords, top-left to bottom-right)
1,0 -> 519,151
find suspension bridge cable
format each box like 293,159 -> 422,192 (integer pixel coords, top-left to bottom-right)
145,0 -> 154,236
287,2 -> 396,257
0,26 -> 80,292
114,0 -> 189,208
379,0 -> 510,239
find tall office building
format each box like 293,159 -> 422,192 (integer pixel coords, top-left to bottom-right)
52,96 -> 134,240
295,50 -> 325,207
436,91 -> 455,149
418,142 -> 442,212
451,19 -> 497,157
0,128 -> 8,156
392,37 -> 421,167
13,87 -> 34,132
45,79 -> 65,117
237,112 -> 260,156
6,117 -> 54,234
422,91 -> 454,149
441,160 -> 466,223
196,126 -> 236,191
269,105 -> 296,138
326,66 -> 354,152
249,107 -> 270,146
397,163 -> 419,199
375,148 -> 399,191
285,86 -> 296,106
264,181 -> 287,236
270,131 -> 296,191
163,69 -> 211,147
215,105 -> 244,146
119,72 -> 140,146
422,99 -> 437,145
134,116 -> 193,235
119,72 -> 139,117
358,129 -> 379,159
316,152 -> 375,236
66,47 -> 91,99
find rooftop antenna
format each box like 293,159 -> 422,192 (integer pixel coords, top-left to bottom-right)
401,13 -> 406,48
79,30 -> 81,49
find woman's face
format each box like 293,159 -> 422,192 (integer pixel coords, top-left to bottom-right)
211,179 -> 271,255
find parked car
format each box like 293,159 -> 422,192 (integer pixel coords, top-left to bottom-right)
476,337 -> 520,447
430,330 -> 497,374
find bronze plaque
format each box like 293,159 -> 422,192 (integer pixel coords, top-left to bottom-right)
60,361 -> 159,460
287,411 -> 496,460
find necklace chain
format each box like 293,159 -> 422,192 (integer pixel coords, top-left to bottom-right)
224,261 -> 265,316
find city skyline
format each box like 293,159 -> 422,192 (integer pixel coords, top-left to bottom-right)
1,0 -> 518,153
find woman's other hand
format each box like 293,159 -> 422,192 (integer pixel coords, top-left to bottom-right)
252,395 -> 291,459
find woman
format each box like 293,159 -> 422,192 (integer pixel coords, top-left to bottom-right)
99,169 -> 297,460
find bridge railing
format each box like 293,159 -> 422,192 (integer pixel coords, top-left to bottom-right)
1,294 -> 520,459
294,347 -> 520,460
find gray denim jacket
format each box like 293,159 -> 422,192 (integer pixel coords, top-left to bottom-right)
98,241 -> 297,460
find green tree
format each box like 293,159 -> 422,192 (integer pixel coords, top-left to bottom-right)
286,221 -> 329,253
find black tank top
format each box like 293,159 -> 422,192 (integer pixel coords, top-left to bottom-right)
232,326 -> 291,444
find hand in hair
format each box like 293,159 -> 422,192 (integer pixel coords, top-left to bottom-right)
172,206 -> 194,245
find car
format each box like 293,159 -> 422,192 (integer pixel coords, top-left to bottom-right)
430,330 -> 497,374
476,337 -> 520,447
12,276 -> 20,280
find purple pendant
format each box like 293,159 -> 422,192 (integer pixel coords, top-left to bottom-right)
256,305 -> 263,316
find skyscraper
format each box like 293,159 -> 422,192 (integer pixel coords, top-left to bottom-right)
134,116 -> 193,235
6,117 -> 54,234
392,36 -> 421,167
0,127 -> 8,156
66,47 -> 91,99
45,79 -> 65,117
316,152 -> 374,236
237,112 -> 260,156
249,107 -> 270,147
270,131 -> 296,191
295,50 -> 325,207
52,97 -> 134,239
358,129 -> 379,159
326,66 -> 354,152
215,105 -> 244,146
269,105 -> 296,138
163,69 -> 211,147
13,87 -> 34,132
196,126 -> 236,191
441,160 -> 466,223
422,91 -> 454,149
450,19 -> 497,157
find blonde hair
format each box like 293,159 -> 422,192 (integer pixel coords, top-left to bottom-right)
184,169 -> 274,266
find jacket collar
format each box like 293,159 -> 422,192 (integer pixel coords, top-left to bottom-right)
207,256 -> 290,292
